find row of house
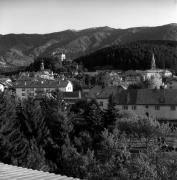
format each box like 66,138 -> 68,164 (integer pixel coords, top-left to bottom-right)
15,78 -> 73,99
86,86 -> 177,122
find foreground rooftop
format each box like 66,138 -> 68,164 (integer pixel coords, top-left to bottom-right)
0,162 -> 80,180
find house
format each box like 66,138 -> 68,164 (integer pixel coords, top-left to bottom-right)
63,91 -> 83,105
123,70 -> 142,85
86,86 -> 123,109
165,77 -> 177,89
0,77 -> 13,92
0,83 -> 4,92
114,89 -> 177,122
59,80 -> 73,92
15,79 -> 73,99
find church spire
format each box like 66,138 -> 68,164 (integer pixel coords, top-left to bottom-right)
40,60 -> 44,71
151,53 -> 156,70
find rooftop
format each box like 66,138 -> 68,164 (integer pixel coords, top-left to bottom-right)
0,162 -> 80,180
15,79 -> 70,88
114,89 -> 177,105
87,86 -> 123,99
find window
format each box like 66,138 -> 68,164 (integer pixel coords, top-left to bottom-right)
22,93 -> 25,96
22,88 -> 25,91
145,105 -> 149,109
99,101 -> 103,106
170,105 -> 176,111
122,105 -> 128,110
155,105 -> 160,110
132,105 -> 136,110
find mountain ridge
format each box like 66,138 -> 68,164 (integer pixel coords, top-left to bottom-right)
0,23 -> 177,69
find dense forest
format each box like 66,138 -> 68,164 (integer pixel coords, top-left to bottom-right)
1,91 -> 177,179
75,40 -> 177,72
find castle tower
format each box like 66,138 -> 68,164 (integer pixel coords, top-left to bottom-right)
59,53 -> 66,62
151,53 -> 156,70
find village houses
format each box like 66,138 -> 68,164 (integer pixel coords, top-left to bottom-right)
114,89 -> 177,122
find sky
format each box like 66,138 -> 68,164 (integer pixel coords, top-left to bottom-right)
0,0 -> 177,34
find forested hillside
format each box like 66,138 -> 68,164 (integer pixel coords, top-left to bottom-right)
75,40 -> 177,72
0,23 -> 177,70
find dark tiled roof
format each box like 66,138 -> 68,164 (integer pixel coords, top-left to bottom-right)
87,86 -> 123,99
124,70 -> 140,76
15,79 -> 70,88
63,91 -> 82,99
0,162 -> 80,180
166,77 -> 177,83
114,89 -> 177,105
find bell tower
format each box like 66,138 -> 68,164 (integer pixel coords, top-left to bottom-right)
151,53 -> 156,70
40,60 -> 45,71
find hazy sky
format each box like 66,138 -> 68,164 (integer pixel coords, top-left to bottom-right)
0,0 -> 177,34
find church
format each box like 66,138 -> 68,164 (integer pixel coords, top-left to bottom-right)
34,61 -> 54,80
142,53 -> 172,80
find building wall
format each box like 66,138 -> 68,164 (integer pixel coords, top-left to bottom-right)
0,84 -> 4,92
166,81 -> 177,89
16,87 -> 56,99
97,99 -> 109,109
115,105 -> 177,120
66,82 -> 73,92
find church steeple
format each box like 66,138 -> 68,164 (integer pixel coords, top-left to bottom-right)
151,53 -> 156,70
40,60 -> 45,71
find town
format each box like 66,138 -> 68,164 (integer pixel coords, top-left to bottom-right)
1,52 -> 177,123
1,0 -> 177,178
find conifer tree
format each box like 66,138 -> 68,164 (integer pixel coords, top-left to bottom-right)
18,97 -> 57,170
19,98 -> 51,146
103,94 -> 117,130
0,92 -> 29,166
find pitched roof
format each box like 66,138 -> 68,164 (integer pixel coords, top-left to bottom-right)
166,77 -> 177,83
63,91 -> 81,99
15,79 -> 70,88
124,70 -> 140,76
87,86 -> 123,99
0,162 -> 80,180
114,89 -> 177,105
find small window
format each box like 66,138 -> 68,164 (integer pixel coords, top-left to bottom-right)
132,105 -> 136,110
122,105 -> 128,110
99,101 -> 103,106
171,105 -> 176,111
155,105 -> 160,110
22,93 -> 25,96
145,105 -> 149,109
22,88 -> 25,91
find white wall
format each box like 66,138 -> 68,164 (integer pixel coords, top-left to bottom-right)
115,105 -> 177,120
66,81 -> 73,92
0,84 -> 4,92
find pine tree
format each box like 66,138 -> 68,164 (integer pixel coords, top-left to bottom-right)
0,92 -> 29,166
18,97 -> 57,170
19,98 -> 51,146
103,94 -> 117,131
